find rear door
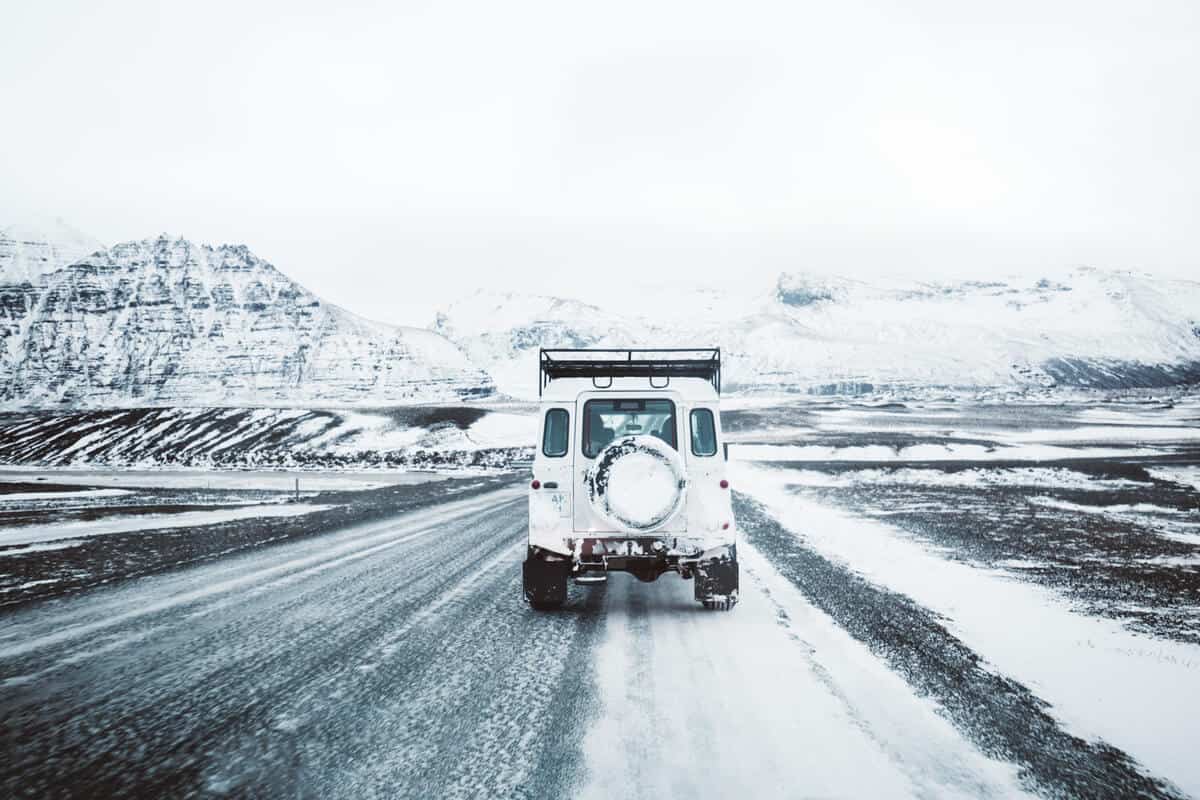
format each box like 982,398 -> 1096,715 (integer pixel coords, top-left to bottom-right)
536,404 -> 573,520
683,402 -> 730,536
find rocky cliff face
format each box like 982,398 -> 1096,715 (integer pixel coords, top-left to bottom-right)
0,235 -> 493,407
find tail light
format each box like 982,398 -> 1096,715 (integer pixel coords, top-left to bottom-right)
531,479 -> 541,490
720,479 -> 729,489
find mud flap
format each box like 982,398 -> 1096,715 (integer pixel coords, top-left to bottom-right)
695,546 -> 738,611
523,549 -> 571,609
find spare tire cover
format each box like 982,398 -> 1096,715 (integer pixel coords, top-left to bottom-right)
586,435 -> 688,532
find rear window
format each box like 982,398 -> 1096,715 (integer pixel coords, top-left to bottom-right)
542,408 -> 569,457
583,398 -> 676,458
690,408 -> 718,456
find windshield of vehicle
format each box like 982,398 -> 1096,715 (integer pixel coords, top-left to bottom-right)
582,398 -> 676,457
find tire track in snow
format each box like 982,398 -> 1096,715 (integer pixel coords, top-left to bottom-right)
578,563 -> 1031,799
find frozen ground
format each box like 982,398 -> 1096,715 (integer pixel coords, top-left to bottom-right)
0,405 -> 534,471
0,398 -> 1197,798
0,467 -> 444,492
0,504 -> 332,548
0,471 -> 518,608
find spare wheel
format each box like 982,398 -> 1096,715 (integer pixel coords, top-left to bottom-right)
586,435 -> 688,533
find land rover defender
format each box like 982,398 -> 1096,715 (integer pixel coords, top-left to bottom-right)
523,348 -> 738,611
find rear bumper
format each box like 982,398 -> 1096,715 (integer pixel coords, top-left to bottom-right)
529,518 -> 736,572
571,538 -> 734,580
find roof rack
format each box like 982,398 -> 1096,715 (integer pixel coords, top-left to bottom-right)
539,348 -> 721,396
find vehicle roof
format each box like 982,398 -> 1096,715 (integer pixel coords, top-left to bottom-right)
539,376 -> 720,403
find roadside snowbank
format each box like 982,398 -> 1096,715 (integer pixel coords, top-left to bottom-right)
579,561 -> 1030,799
0,489 -> 132,502
0,468 -> 443,493
732,442 -> 1164,462
734,461 -> 1200,796
1149,466 -> 1200,493
778,466 -> 1150,491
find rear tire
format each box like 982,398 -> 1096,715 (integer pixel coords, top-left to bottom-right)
695,546 -> 738,611
523,548 -> 570,610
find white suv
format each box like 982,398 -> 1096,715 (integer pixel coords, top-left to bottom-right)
524,349 -> 738,611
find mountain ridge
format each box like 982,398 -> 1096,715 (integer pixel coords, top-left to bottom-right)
1,233 -> 493,408
0,217 -> 104,286
4,219 -> 1198,406
430,269 -> 1200,398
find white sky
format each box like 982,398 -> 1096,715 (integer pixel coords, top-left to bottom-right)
2,0 -> 1198,326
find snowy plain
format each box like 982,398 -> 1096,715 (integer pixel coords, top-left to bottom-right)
1,395 -> 1197,798
736,461 -> 1200,796
0,503 -> 331,548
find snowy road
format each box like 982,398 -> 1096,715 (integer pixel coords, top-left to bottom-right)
0,487 -> 600,799
0,483 -> 1190,798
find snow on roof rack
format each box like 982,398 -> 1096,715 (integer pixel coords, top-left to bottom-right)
539,348 -> 721,396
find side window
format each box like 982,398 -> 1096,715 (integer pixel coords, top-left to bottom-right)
690,408 -> 717,457
542,408 -> 569,457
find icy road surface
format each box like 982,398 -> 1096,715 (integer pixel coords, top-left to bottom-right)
0,483 -> 1190,798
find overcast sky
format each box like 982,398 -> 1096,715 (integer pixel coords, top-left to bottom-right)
2,0 -> 1198,325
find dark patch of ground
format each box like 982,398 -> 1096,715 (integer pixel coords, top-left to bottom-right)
1042,358 -> 1200,390
0,473 -> 521,611
791,431 -> 1006,450
0,482 -> 302,530
734,494 -> 1186,800
721,403 -> 823,434
0,481 -> 81,495
376,405 -> 489,429
0,501 -> 273,529
722,399 -> 1187,442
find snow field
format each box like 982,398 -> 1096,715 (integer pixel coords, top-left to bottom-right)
775,466 -> 1150,491
732,442 -> 1165,463
735,462 -> 1200,796
0,468 -> 441,492
0,504 -> 332,548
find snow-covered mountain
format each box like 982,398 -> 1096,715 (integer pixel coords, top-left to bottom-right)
432,293 -> 657,396
0,235 -> 493,407
432,270 -> 1200,398
0,218 -> 104,285
5,215 -> 1198,407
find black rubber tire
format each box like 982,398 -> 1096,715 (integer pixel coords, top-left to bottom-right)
695,547 -> 738,611
523,549 -> 570,610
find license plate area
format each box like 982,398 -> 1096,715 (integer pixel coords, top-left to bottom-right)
578,537 -> 704,561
